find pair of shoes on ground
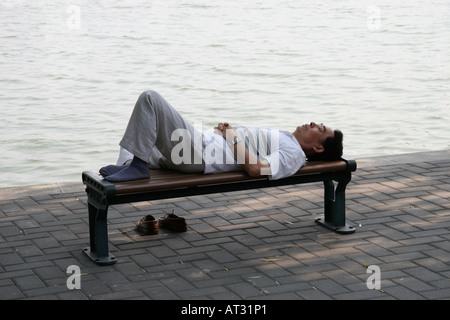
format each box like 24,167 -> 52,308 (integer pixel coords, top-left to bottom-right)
136,213 -> 187,235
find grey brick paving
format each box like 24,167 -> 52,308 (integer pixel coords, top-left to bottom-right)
0,150 -> 449,300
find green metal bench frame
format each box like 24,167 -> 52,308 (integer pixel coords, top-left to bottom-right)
81,158 -> 357,265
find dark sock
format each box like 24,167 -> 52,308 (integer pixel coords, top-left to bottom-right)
105,156 -> 150,182
99,164 -> 128,177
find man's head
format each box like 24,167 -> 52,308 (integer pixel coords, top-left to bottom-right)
294,122 -> 343,161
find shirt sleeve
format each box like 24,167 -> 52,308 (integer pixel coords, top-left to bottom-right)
264,148 -> 306,180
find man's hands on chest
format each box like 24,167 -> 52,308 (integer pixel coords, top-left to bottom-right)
213,122 -> 271,177
214,122 -> 235,138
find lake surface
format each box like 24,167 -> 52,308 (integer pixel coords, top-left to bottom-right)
1,0 -> 449,187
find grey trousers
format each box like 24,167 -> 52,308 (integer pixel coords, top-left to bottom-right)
119,90 -> 206,173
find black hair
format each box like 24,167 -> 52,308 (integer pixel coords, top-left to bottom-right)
307,129 -> 343,162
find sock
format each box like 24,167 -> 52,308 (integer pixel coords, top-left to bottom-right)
99,164 -> 128,177
105,156 -> 150,182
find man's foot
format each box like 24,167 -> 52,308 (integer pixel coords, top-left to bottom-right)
99,164 -> 128,177
104,156 -> 150,182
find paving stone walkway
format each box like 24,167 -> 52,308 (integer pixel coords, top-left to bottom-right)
0,150 -> 449,300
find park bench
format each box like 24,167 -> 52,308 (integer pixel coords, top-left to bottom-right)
81,158 -> 357,265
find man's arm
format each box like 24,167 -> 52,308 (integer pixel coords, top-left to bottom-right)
215,122 -> 271,177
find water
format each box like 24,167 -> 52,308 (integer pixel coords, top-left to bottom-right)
1,0 -> 449,188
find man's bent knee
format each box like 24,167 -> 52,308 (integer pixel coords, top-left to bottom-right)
138,89 -> 160,102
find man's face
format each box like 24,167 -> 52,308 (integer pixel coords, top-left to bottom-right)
295,122 -> 334,153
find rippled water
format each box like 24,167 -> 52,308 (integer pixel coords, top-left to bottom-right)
1,0 -> 449,187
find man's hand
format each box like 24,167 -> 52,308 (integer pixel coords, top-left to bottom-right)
214,122 -> 271,177
214,122 -> 234,138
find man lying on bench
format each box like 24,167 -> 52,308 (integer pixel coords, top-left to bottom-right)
99,90 -> 344,182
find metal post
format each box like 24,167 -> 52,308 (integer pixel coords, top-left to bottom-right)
315,172 -> 355,234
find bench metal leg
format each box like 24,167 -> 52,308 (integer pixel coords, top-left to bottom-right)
82,202 -> 117,265
315,173 -> 355,234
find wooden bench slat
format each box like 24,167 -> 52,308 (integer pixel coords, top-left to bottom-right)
110,160 -> 349,195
